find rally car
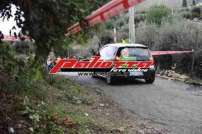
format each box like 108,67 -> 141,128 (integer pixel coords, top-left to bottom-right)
93,43 -> 156,84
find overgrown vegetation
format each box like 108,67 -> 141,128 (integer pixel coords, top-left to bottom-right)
0,73 -> 102,133
18,77 -> 96,134
137,6 -> 202,76
146,5 -> 171,25
136,17 -> 202,76
1,68 -> 147,133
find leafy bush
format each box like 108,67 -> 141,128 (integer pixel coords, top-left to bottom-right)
191,6 -> 202,18
0,42 -> 18,90
181,11 -> 192,19
136,16 -> 202,75
136,22 -> 158,48
0,42 -> 44,92
22,97 -> 66,134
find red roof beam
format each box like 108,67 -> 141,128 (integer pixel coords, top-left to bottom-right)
65,0 -> 144,35
87,0 -> 144,24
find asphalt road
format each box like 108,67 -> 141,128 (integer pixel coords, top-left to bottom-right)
60,72 -> 202,134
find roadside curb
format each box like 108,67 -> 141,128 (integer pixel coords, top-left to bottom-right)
156,74 -> 202,86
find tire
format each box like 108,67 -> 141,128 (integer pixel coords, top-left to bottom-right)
145,75 -> 155,84
106,73 -> 115,85
92,72 -> 98,78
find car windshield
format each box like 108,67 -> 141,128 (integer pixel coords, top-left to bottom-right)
118,47 -> 150,61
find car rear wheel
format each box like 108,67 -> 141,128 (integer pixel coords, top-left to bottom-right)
145,75 -> 155,84
106,73 -> 115,85
92,72 -> 98,78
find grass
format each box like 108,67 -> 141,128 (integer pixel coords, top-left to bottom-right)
1,74 -> 167,134
2,72 -> 154,134
0,74 -> 97,134
6,75 -> 110,134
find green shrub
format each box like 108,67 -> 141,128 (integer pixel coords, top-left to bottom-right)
192,6 -> 201,18
22,97 -> 65,134
181,11 -> 192,19
146,5 -> 171,25
0,42 -> 43,92
136,17 -> 202,75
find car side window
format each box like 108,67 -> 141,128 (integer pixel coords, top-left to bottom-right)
100,46 -> 116,60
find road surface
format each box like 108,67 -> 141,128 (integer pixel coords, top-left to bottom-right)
60,72 -> 202,134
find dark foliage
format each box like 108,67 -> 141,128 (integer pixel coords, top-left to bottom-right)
192,6 -> 201,18
0,0 -> 109,59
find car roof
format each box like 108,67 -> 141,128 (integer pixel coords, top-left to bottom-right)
104,43 -> 148,48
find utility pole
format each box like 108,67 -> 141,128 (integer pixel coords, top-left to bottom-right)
113,27 -> 117,43
129,7 -> 135,43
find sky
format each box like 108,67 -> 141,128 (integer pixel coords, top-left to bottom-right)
0,4 -> 21,35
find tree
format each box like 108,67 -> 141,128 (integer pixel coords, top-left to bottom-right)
0,0 -> 109,59
0,0 -> 110,85
182,0 -> 188,7
146,5 -> 171,25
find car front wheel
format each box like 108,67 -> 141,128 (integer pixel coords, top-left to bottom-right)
145,75 -> 155,84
